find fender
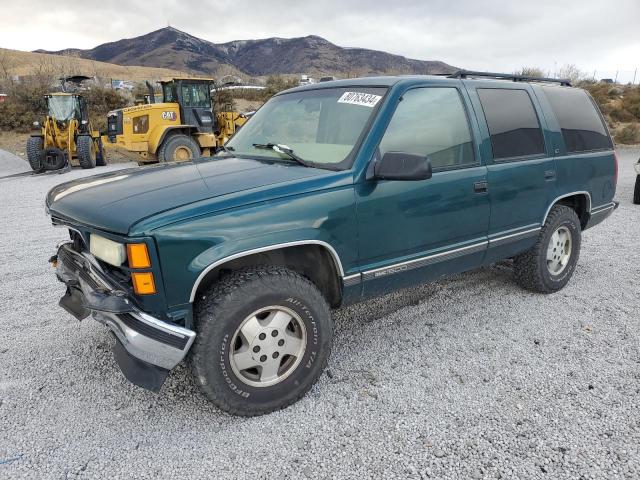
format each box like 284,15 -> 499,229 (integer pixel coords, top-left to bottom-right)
149,125 -> 197,153
542,191 -> 592,225
188,240 -> 346,303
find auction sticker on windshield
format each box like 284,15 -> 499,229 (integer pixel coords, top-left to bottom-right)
337,91 -> 382,108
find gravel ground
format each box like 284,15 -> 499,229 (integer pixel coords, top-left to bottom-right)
0,150 -> 639,479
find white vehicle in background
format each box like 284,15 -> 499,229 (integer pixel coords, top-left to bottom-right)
299,74 -> 316,86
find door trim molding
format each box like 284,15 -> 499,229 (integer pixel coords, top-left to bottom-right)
361,240 -> 488,281
359,223 -> 546,282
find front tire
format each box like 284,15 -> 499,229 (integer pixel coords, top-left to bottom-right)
191,266 -> 333,416
77,135 -> 96,169
633,175 -> 640,205
26,136 -> 44,172
157,134 -> 200,163
513,205 -> 581,293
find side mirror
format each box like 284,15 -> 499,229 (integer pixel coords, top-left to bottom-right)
371,152 -> 432,181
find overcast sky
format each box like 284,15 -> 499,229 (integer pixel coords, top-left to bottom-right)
2,0 -> 639,82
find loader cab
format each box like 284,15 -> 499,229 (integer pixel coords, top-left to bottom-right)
45,94 -> 90,132
160,78 -> 215,133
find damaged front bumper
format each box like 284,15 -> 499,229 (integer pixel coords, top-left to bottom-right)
52,242 -> 196,392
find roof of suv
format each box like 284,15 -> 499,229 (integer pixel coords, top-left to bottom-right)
282,72 -> 573,95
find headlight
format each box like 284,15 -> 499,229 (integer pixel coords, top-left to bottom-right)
90,234 -> 126,266
635,161 -> 640,175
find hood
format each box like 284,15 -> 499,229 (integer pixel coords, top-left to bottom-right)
46,157 -> 327,235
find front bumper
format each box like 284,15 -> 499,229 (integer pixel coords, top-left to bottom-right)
53,243 -> 196,391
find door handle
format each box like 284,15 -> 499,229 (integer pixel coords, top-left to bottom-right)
473,181 -> 488,193
544,170 -> 556,181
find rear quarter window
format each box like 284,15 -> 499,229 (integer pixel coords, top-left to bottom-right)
477,88 -> 546,160
541,86 -> 613,153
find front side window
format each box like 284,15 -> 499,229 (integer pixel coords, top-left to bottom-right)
224,87 -> 387,170
541,86 -> 612,153
379,87 -> 475,170
477,88 -> 545,160
163,84 -> 177,103
181,83 -> 211,108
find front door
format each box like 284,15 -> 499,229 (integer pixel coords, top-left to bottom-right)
355,86 -> 490,297
178,82 -> 215,133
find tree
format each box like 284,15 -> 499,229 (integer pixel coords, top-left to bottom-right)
515,67 -> 546,78
555,64 -> 585,84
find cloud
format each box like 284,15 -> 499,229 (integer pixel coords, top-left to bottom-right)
2,0 -> 639,81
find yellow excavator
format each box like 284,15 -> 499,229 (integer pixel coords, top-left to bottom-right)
27,88 -> 104,172
103,78 -> 247,164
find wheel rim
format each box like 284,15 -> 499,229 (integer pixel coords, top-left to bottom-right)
173,146 -> 193,161
546,226 -> 572,275
229,306 -> 307,388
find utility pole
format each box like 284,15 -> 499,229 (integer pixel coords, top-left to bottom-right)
633,68 -> 637,85
615,70 -> 618,83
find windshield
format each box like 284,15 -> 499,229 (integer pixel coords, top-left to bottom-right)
223,87 -> 387,169
48,96 -> 78,121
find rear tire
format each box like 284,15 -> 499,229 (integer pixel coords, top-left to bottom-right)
77,135 -> 96,169
157,134 -> 200,163
513,205 -> 581,293
26,136 -> 44,172
633,175 -> 640,205
95,137 -> 106,167
191,266 -> 333,416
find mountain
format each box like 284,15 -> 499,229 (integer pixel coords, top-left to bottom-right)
36,27 -> 455,77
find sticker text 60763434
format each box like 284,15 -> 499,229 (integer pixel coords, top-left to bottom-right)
337,91 -> 382,108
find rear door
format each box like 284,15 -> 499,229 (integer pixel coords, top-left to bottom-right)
464,83 -> 557,262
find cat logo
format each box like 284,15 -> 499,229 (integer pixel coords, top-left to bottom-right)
162,111 -> 177,121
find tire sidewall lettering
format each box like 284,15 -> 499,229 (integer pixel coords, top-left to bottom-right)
218,296 -> 322,397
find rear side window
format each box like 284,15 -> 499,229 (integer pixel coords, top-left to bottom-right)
477,88 -> 545,160
542,87 -> 612,153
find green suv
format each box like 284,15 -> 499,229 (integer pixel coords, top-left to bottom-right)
46,71 -> 618,416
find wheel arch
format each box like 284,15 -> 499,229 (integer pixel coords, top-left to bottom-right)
190,241 -> 345,307
543,191 -> 591,229
150,125 -> 197,153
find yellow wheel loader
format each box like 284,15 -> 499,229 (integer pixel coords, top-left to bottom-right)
102,78 -> 248,164
27,92 -> 104,172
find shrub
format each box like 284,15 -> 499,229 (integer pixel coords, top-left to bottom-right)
0,83 -> 48,132
83,86 -> 128,131
615,124 -> 640,144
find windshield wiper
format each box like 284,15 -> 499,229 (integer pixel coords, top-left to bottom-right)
252,143 -> 312,167
216,144 -> 235,155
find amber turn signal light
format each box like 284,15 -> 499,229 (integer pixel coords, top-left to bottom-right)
131,272 -> 156,295
127,243 -> 151,269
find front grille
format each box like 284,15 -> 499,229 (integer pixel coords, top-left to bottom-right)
119,313 -> 188,350
107,111 -> 123,140
58,246 -> 101,290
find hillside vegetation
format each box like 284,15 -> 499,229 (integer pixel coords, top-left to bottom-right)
0,48 -> 187,81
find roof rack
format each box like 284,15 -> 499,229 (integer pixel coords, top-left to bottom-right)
448,70 -> 571,86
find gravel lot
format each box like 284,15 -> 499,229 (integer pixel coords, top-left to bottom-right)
0,149 -> 639,479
